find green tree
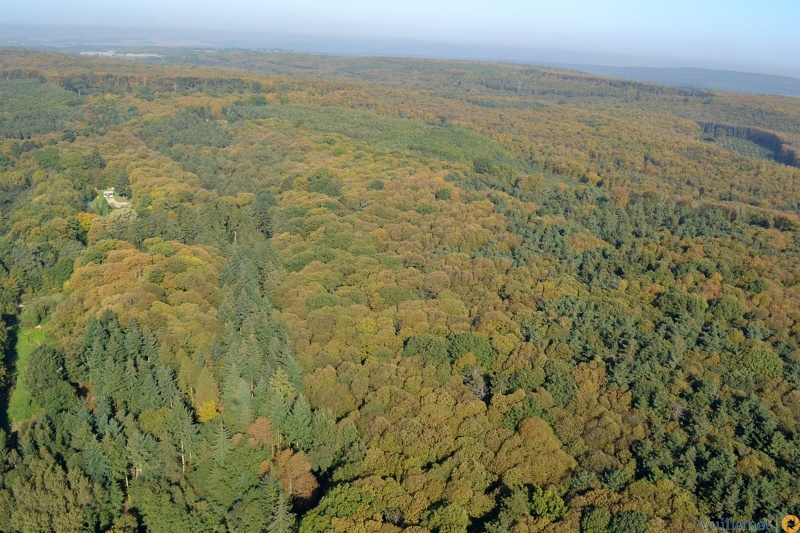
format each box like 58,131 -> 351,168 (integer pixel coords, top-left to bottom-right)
9,457 -> 96,533
212,421 -> 232,466
286,396 -> 313,450
299,484 -> 380,533
87,148 -> 105,170
424,503 -> 470,533
544,359 -> 577,407
127,430 -> 161,480
308,409 -> 338,472
252,190 -> 276,235
404,334 -> 450,365
435,187 -> 452,201
448,332 -> 496,367
610,510 -> 648,533
581,507 -> 611,533
23,345 -> 76,412
485,489 -> 530,533
529,485 -> 566,522
33,147 -> 61,170
268,493 -> 296,533
727,342 -> 783,384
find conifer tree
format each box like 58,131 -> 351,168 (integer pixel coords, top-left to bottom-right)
212,421 -> 232,467
285,396 -> 313,451
267,493 -> 296,533
124,318 -> 144,358
126,429 -> 160,480
308,409 -> 338,471
155,366 -> 181,408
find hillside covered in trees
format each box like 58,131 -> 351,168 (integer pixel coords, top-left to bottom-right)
0,47 -> 799,532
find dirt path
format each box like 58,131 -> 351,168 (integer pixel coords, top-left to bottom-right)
105,197 -> 131,208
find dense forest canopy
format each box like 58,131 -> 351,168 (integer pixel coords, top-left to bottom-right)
0,47 -> 799,532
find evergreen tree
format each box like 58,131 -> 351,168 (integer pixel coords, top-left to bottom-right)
155,366 -> 181,408
267,493 -> 296,533
609,510 -> 648,533
141,328 -> 159,362
82,440 -> 109,484
581,507 -> 612,533
285,396 -> 313,451
265,389 -> 290,442
212,421 -> 232,467
114,169 -> 130,197
124,318 -> 144,358
277,341 -> 304,391
119,357 -> 139,411
23,345 -> 76,412
137,370 -> 162,412
308,409 -> 338,472
126,429 -> 160,480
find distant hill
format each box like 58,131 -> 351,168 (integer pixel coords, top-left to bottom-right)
560,65 -> 800,97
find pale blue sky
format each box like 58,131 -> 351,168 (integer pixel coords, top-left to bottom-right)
4,0 -> 799,76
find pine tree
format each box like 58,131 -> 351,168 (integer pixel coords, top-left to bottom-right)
234,281 -> 260,328
126,429 -> 159,480
265,390 -> 290,442
93,357 -> 117,400
166,405 -> 199,469
268,367 -> 296,402
242,335 -> 266,387
101,431 -> 128,484
106,335 -> 125,366
219,248 -> 244,287
338,421 -> 365,465
212,421 -> 232,467
155,366 -> 181,408
113,169 -> 130,196
69,402 -> 96,451
222,361 -> 244,407
137,370 -> 161,412
253,378 -> 270,416
124,318 -> 144,358
141,328 -> 158,362
210,336 -> 226,363
267,493 -> 295,533
82,317 -> 106,353
277,341 -> 304,391
267,337 -> 283,374
0,429 -> 9,466
234,380 -> 255,432
285,396 -> 312,451
94,395 -> 113,435
82,440 -> 109,483
101,312 -> 125,363
119,357 -> 139,412
308,409 -> 338,472
87,335 -> 105,373
87,147 -> 105,169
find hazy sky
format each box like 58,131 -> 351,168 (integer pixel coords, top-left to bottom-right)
5,0 -> 800,76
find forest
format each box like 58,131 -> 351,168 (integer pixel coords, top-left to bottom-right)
0,47 -> 799,532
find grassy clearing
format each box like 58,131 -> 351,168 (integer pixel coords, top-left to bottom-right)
7,325 -> 46,425
715,135 -> 778,161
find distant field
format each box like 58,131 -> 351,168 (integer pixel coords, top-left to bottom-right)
711,135 -> 778,161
